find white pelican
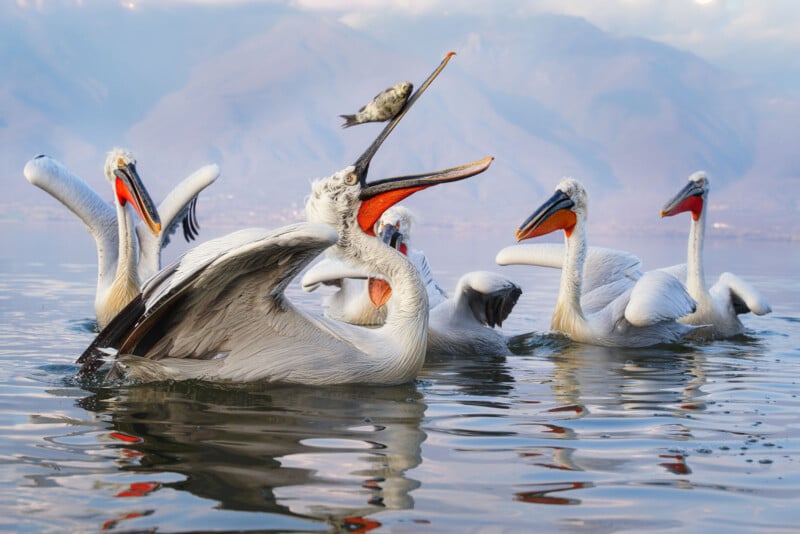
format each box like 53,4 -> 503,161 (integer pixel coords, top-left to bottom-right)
660,171 -> 771,337
77,51 -> 494,384
24,149 -> 219,328
302,205 -> 522,355
501,178 -> 698,347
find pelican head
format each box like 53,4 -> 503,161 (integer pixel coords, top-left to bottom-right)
104,148 -> 161,236
516,178 -> 586,241
377,205 -> 416,253
661,171 -> 709,221
306,51 -> 492,243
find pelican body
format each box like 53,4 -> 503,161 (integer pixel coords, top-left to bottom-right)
24,149 -> 219,328
340,81 -> 413,128
660,171 -> 771,337
505,178 -> 698,348
77,51 -> 495,385
302,205 -> 522,356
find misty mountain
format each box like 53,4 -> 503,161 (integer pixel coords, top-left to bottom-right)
2,4 -> 797,239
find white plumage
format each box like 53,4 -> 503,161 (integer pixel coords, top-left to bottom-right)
660,171 -> 771,338
500,178 -> 698,347
76,51 -> 495,384
302,205 -> 522,356
77,156 -> 492,384
24,149 -> 219,328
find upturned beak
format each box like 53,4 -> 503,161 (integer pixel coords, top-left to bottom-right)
660,180 -> 705,221
358,157 -> 493,234
113,162 -> 162,236
516,190 -> 576,241
345,51 -> 494,234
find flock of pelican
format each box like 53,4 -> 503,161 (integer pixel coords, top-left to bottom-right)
24,52 -> 772,386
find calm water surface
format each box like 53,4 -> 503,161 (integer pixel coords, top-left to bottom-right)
0,222 -> 798,532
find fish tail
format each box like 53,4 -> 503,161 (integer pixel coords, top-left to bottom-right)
339,114 -> 358,128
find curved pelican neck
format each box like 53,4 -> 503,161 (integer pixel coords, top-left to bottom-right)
115,202 -> 140,282
351,227 -> 428,321
553,224 -> 587,330
346,226 -> 429,375
99,202 -> 141,318
686,206 -> 707,297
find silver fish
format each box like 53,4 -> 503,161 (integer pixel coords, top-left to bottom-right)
340,81 -> 413,128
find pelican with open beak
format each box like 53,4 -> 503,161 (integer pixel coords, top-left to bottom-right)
78,51 -> 495,384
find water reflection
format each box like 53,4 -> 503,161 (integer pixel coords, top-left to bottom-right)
422,351 -> 517,399
78,381 -> 427,529
547,340 -> 710,415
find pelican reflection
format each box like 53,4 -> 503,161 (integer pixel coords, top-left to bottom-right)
78,381 -> 427,529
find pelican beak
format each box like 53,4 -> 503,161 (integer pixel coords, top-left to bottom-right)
358,157 -> 493,234
113,162 -> 162,236
379,224 -> 407,255
351,51 -> 456,181
368,223 -> 408,308
368,277 -> 393,309
343,51 -> 491,234
516,190 -> 576,241
660,180 -> 705,221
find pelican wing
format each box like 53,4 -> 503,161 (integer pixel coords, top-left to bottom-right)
710,272 -> 772,316
496,243 -> 642,293
24,155 -> 118,275
453,271 -> 522,328
624,270 -> 697,327
407,249 -> 448,307
78,222 -> 338,377
137,163 -> 220,281
301,257 -> 371,292
658,263 -> 687,282
496,243 -> 565,269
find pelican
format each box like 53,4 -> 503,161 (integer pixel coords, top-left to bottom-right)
77,51 -> 494,384
302,205 -> 522,356
24,149 -> 219,328
660,171 -> 771,337
502,178 -> 698,348
301,206 -> 447,326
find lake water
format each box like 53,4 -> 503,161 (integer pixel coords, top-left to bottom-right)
0,221 -> 798,532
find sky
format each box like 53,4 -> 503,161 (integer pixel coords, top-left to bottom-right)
12,0 -> 800,91
3,0 -> 799,240
156,0 -> 800,92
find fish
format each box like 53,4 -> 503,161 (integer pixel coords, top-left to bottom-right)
340,81 -> 413,128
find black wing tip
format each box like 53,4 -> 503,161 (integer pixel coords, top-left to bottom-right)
488,284 -> 523,328
182,197 -> 200,242
76,294 -> 147,378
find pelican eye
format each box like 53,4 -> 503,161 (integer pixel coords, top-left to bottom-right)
117,157 -> 126,168
344,172 -> 358,186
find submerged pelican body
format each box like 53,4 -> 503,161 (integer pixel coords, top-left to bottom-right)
503,178 -> 698,348
77,52 -> 495,385
24,149 -> 219,328
302,205 -> 522,356
660,171 -> 771,338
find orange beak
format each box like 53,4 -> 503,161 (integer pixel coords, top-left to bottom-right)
113,162 -> 162,236
516,189 -> 576,241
